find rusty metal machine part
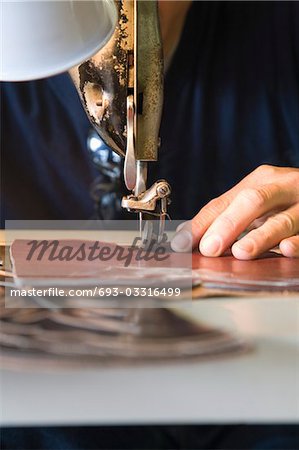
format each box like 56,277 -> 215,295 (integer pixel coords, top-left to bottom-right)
70,0 -> 163,161
70,0 -> 170,241
134,0 -> 163,162
70,1 -> 133,157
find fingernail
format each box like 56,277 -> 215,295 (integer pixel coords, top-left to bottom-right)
233,239 -> 255,259
200,235 -> 222,256
280,240 -> 296,257
171,229 -> 192,252
176,221 -> 189,232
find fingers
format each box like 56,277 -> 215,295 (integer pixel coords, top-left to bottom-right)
279,235 -> 299,258
170,165 -> 299,257
170,194 -> 234,252
232,204 -> 299,259
188,172 -> 256,249
199,184 -> 293,257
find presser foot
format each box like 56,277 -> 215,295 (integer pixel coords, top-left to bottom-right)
121,180 -> 171,246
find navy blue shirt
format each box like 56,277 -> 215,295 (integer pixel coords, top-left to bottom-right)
1,1 -> 299,225
1,3 -> 299,448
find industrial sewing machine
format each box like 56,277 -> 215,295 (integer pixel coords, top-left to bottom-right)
1,0 -> 170,243
70,0 -> 171,243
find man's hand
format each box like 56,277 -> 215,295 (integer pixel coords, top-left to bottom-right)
171,165 -> 299,259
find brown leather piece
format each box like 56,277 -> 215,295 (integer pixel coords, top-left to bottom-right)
10,239 -> 191,279
192,251 -> 299,292
8,240 -> 299,294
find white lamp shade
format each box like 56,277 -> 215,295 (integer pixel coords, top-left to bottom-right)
1,0 -> 118,81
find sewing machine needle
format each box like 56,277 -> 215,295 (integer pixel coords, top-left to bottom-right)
135,161 -> 147,238
139,212 -> 143,237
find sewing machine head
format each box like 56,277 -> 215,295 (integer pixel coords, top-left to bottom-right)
70,0 -> 171,243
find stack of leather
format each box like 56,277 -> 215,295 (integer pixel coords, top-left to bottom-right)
0,292 -> 248,369
1,238 -> 298,369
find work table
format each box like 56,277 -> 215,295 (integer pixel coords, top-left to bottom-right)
1,296 -> 298,426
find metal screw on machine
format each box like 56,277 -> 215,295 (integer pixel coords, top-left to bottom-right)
157,184 -> 170,197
